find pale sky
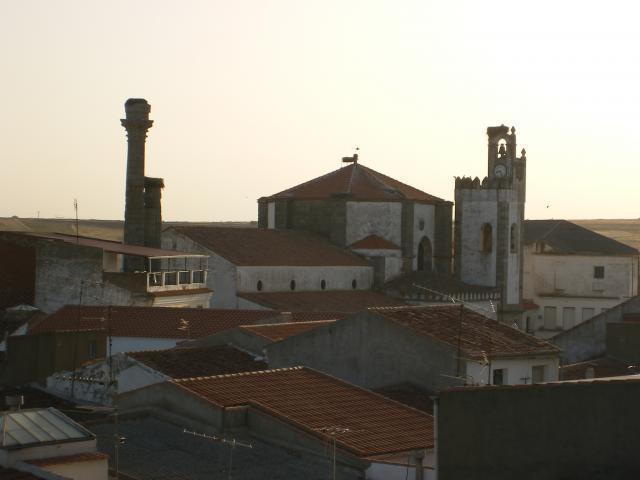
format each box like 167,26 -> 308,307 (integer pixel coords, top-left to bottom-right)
1,0 -> 638,221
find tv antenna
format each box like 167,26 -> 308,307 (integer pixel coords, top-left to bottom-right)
183,428 -> 252,480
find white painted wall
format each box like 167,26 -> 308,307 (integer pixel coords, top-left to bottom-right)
346,202 -> 402,247
47,353 -> 170,405
412,203 -> 436,271
349,247 -> 403,282
522,246 -> 639,335
466,355 -> 559,385
237,265 -> 373,293
163,229 -> 238,308
40,457 -> 108,480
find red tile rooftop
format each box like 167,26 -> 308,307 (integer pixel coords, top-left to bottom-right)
265,163 -> 449,204
167,226 -> 370,267
561,356 -> 640,381
238,291 -> 407,312
172,366 -> 433,458
29,306 -> 346,340
239,320 -> 336,342
371,305 -> 560,361
350,234 -> 401,250
6,231 -> 203,259
127,346 -> 268,378
29,306 -> 287,339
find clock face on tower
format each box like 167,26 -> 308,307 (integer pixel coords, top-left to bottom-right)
494,164 -> 507,178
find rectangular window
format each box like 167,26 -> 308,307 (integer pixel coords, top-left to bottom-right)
562,307 -> 575,329
88,340 -> 97,360
532,365 -> 546,383
492,368 -> 506,385
594,266 -> 605,279
543,306 -> 557,330
582,307 -> 595,322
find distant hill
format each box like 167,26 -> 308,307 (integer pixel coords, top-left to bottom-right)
0,217 -> 256,242
2,216 -> 638,252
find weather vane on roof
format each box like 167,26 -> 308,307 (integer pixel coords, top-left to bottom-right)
342,147 -> 359,163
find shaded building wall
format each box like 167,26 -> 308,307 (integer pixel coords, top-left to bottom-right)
606,322 -> 640,363
2,330 -> 107,386
553,296 -> 640,363
265,311 -> 463,391
438,381 -> 640,480
0,239 -> 36,309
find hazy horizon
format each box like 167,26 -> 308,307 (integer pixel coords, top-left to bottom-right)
2,1 -> 638,222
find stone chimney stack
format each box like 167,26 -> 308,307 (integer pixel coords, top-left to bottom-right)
121,98 -> 153,271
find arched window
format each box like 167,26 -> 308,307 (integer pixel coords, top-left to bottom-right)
481,223 -> 493,253
257,280 -> 263,291
417,236 -> 433,272
320,279 -> 326,290
290,280 -> 296,291
351,279 -> 357,289
510,223 -> 518,253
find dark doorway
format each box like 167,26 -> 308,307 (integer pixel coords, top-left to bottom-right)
417,237 -> 433,272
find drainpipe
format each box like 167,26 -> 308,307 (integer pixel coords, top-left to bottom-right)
430,396 -> 439,480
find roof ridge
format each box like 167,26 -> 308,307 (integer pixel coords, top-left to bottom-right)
273,164 -> 353,197
241,320 -> 336,329
171,366 -> 302,383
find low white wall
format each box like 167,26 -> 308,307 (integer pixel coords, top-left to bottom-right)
237,266 -> 373,293
466,356 -> 559,386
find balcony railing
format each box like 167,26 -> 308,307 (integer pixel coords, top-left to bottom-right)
147,270 -> 207,291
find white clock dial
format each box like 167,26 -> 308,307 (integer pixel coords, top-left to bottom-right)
494,164 -> 507,178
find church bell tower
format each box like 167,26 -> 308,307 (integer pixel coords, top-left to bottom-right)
454,125 -> 527,323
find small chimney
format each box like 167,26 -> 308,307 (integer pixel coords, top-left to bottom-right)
5,395 -> 24,411
144,177 -> 164,249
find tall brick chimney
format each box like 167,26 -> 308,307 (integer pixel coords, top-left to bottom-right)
121,98 -> 153,271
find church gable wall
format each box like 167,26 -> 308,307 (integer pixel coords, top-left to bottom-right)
345,201 -> 402,247
287,200 -> 347,246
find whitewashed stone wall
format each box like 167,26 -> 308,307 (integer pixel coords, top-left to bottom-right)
346,202 -> 402,246
237,265 -> 373,292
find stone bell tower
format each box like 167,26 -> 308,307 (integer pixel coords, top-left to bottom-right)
121,98 -> 164,271
454,125 -> 527,323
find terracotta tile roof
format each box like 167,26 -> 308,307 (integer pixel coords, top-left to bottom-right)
127,346 -> 268,378
524,220 -> 639,255
26,452 -> 108,467
371,305 -> 560,361
0,468 -> 43,480
266,163 -> 449,204
7,231 -> 204,258
239,320 -> 336,342
561,356 -> 640,381
350,234 -> 401,250
238,291 -> 407,312
29,305 -> 286,339
168,226 -> 370,267
172,367 -> 433,457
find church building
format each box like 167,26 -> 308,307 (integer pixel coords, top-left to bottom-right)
454,125 -> 527,323
257,154 -> 453,284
